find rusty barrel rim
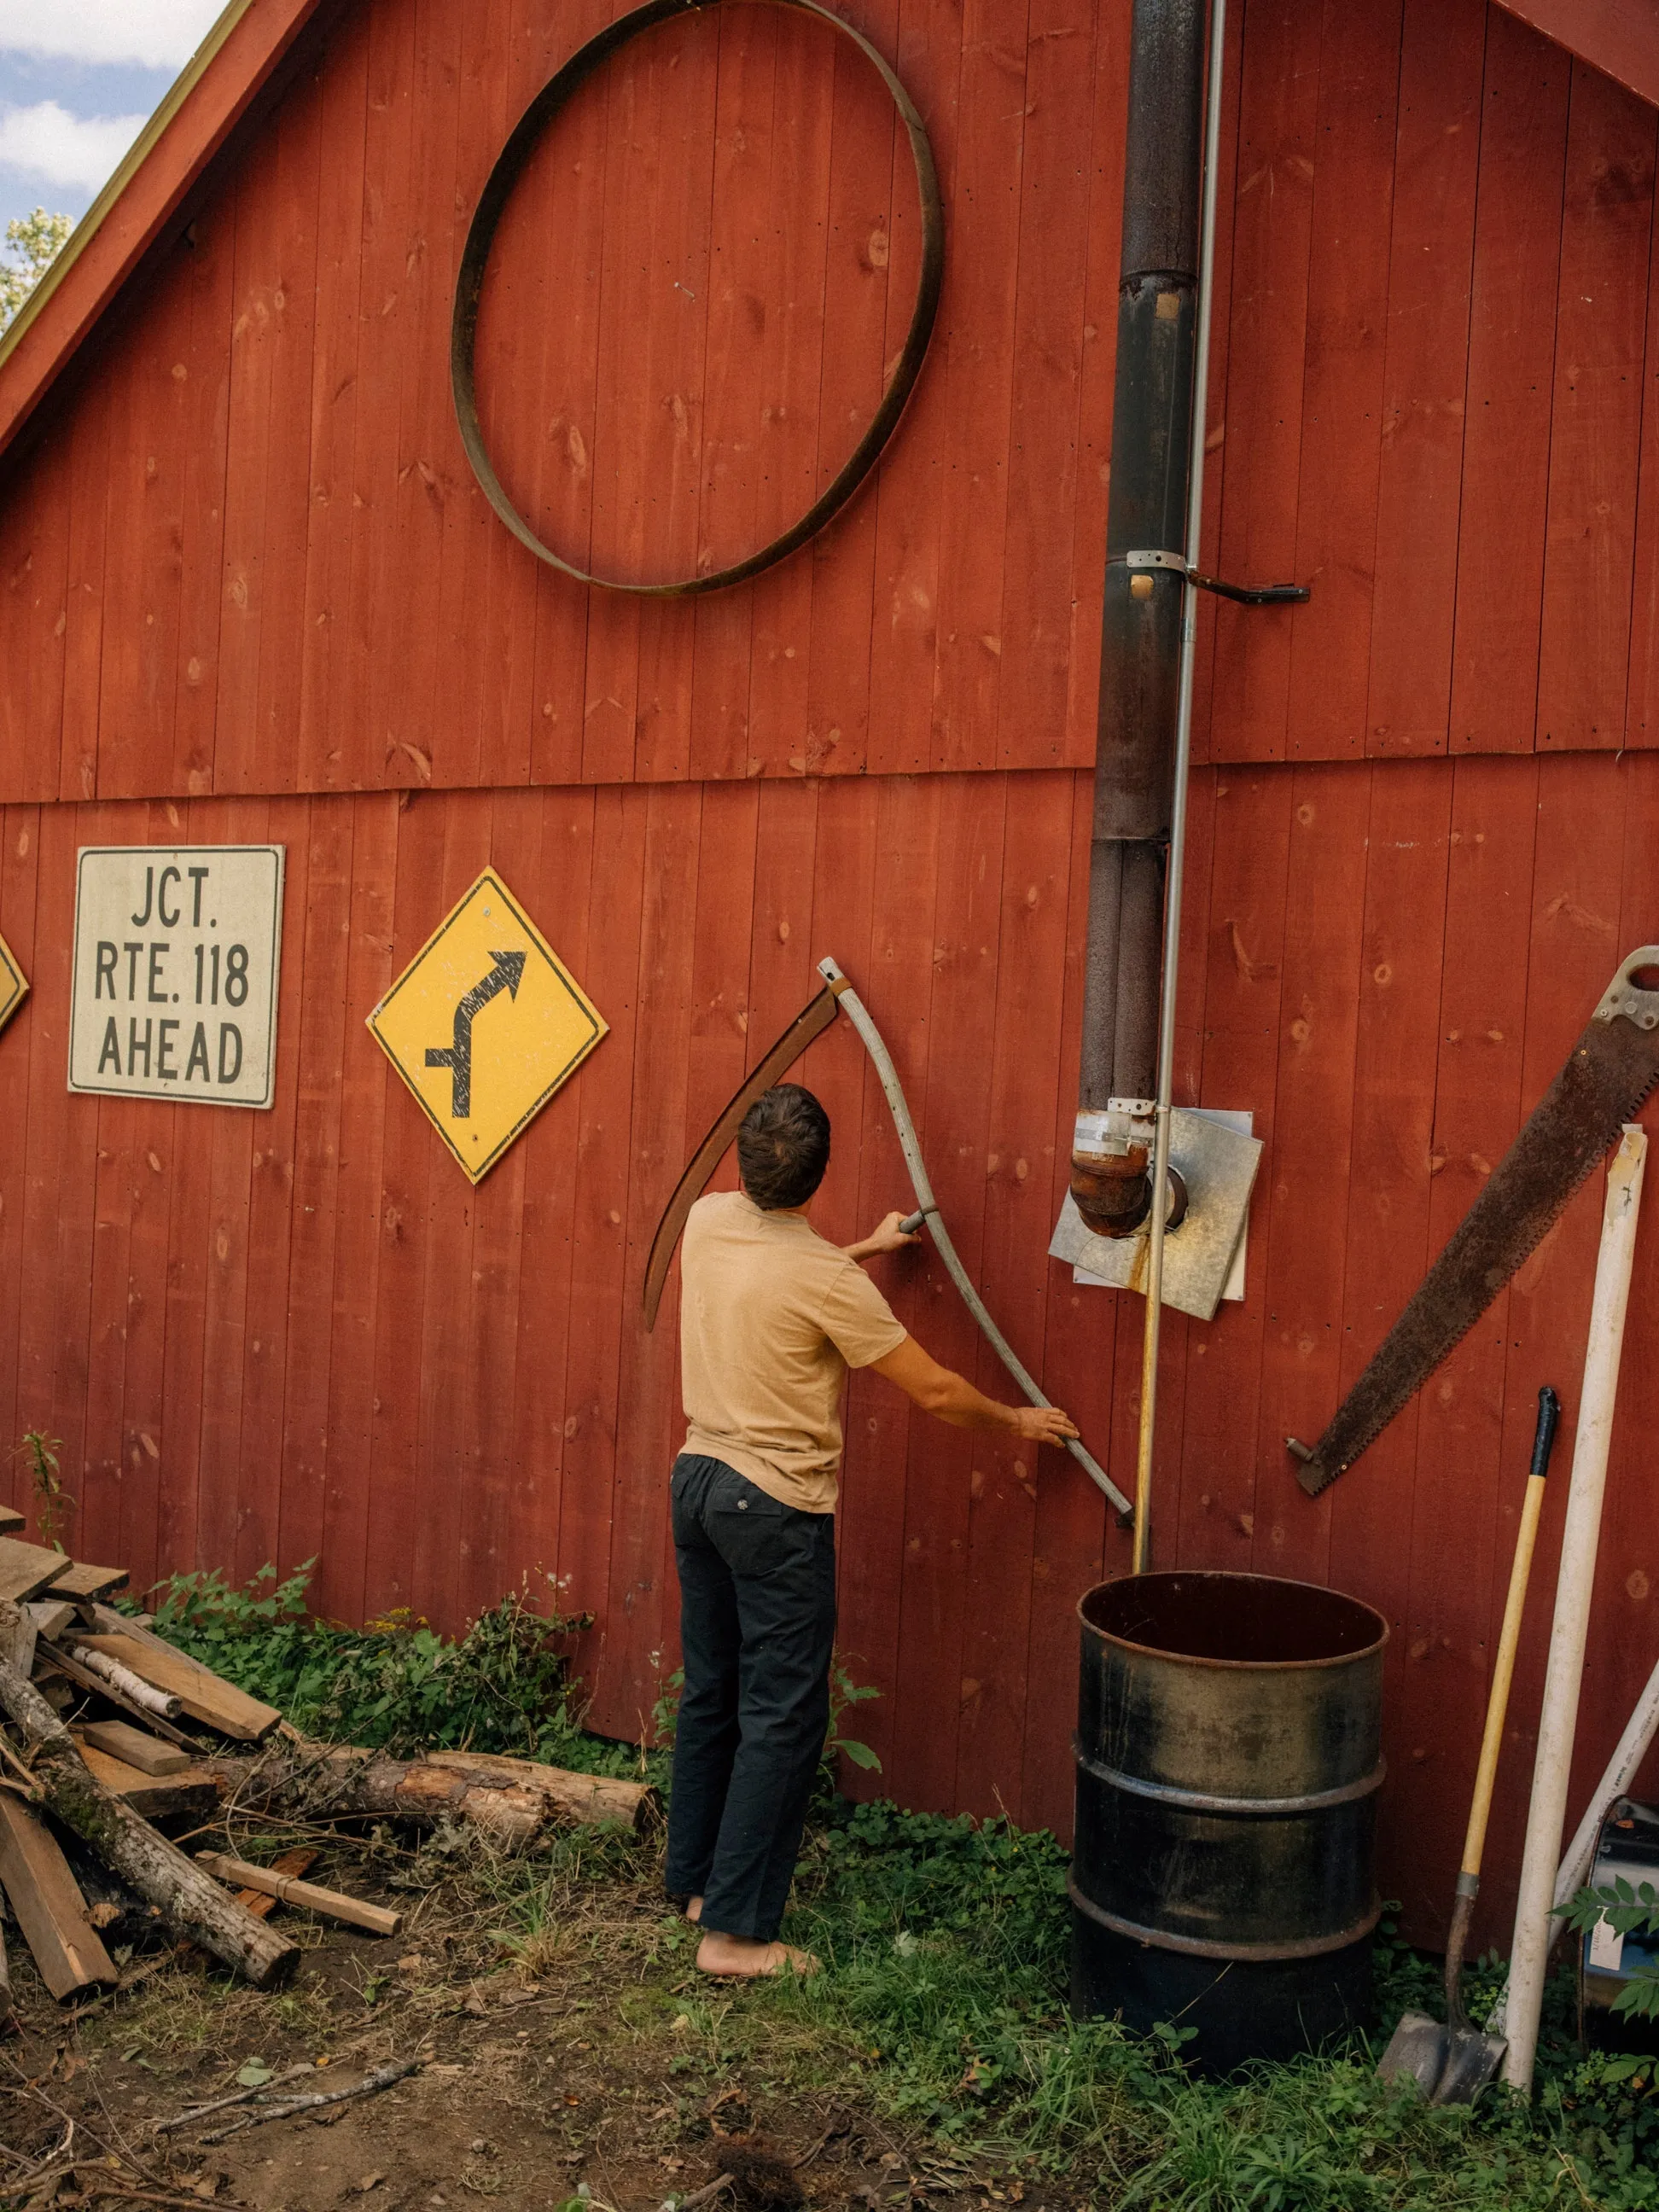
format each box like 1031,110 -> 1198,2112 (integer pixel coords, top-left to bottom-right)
1078,1569 -> 1388,1674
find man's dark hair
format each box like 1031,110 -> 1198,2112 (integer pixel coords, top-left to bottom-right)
737,1084 -> 831,1210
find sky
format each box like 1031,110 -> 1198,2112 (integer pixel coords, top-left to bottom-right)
0,1 -> 224,247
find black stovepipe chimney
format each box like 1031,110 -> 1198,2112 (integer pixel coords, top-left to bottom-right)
1070,0 -> 1204,1237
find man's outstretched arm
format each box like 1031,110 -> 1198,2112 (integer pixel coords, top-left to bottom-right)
870,1335 -> 1079,1447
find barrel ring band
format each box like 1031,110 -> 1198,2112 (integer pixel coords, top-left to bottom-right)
1068,1874 -> 1382,1964
451,0 -> 945,598
1073,1741 -> 1386,1818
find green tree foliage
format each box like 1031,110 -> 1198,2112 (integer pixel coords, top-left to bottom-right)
0,210 -> 73,333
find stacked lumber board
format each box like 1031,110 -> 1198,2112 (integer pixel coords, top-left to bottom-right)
0,1529 -> 660,2016
0,1539 -> 285,2006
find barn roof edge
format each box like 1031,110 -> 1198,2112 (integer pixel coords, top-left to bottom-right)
0,0 -> 335,465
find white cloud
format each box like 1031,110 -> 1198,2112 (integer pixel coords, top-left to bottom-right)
0,1 -> 224,69
0,101 -> 146,191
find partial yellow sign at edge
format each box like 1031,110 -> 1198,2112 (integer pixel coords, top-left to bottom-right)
367,868 -> 607,1185
0,928 -> 28,1037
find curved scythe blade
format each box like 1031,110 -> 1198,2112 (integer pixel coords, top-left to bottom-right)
642,979 -> 847,1330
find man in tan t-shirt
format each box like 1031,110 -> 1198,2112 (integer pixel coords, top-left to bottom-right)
667,1081 -> 1079,1980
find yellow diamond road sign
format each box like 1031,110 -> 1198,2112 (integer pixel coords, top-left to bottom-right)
0,928 -> 26,1037
368,869 -> 606,1183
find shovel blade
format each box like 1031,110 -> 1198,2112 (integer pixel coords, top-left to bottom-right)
1377,2011 -> 1448,2096
1429,2026 -> 1507,2106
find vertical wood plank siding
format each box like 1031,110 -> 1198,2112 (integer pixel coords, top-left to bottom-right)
0,768 -> 1654,1953
3,0 -> 1659,1954
12,1 -> 1659,799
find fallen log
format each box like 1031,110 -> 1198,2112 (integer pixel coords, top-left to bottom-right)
425,1749 -> 659,1831
203,1743 -> 658,1846
0,1605 -> 298,1988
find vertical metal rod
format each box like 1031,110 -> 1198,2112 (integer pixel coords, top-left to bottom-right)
1132,0 -> 1226,1575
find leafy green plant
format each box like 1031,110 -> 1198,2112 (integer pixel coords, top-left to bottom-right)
826,1659 -> 881,1773
144,1563 -> 642,1776
15,1429 -> 70,1551
0,210 -> 71,332
1563,1878 -> 1659,2019
1539,2048 -> 1659,2207
646,1648 -> 879,1780
647,1650 -> 684,1749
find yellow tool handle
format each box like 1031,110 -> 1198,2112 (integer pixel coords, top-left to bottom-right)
1462,1387 -> 1561,1881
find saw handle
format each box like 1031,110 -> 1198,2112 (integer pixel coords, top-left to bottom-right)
1446,1383 -> 1561,2028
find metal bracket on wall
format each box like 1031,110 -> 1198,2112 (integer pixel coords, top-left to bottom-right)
1121,548 -> 1310,607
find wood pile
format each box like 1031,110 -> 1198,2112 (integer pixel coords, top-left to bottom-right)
0,1540 -> 659,2017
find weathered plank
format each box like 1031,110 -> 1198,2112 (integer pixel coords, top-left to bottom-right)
0,1796 -> 117,2001
78,1719 -> 192,1775
75,1634 -> 280,1743
0,1540 -> 72,1605
75,1740 -> 222,1820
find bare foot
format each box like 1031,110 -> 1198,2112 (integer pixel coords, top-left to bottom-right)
685,1895 -> 703,1924
696,1930 -> 818,1980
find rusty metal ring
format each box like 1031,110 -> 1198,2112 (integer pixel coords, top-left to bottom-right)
451,0 -> 945,597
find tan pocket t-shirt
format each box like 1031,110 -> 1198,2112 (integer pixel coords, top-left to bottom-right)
678,1190 -> 906,1514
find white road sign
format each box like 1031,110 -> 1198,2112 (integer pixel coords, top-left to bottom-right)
68,846 -> 285,1109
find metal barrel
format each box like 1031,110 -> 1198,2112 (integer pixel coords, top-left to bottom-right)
1070,1570 -> 1387,2072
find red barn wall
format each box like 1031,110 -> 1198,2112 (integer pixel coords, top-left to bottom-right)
3,0 -> 1659,1950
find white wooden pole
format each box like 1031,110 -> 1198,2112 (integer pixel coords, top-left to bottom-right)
1555,1653 -> 1659,1917
1487,1640 -> 1659,2035
1502,1126 -> 1648,2093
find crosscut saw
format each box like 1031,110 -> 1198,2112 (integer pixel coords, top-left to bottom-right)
1287,946 -> 1659,1497
643,955 -> 1133,1516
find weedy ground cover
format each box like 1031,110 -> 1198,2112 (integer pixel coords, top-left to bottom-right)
142,1572 -> 1659,2209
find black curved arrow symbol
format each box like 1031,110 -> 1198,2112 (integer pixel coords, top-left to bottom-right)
425,950 -> 527,1117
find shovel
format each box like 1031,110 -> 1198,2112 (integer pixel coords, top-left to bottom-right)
1378,1383 -> 1561,2102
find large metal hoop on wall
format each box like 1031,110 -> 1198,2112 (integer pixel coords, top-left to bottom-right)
450,0 -> 945,598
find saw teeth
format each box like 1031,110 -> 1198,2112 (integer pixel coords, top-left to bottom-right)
1293,1000 -> 1659,1492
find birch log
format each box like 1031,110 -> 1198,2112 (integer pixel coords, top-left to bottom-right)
0,1604 -> 298,1987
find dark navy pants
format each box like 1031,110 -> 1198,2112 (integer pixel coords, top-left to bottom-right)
665,1452 -> 836,1941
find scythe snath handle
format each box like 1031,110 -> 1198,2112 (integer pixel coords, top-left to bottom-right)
638,956 -> 1131,1516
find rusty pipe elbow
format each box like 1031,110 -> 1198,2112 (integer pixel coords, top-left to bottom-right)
1071,1151 -> 1190,1241
1072,1145 -> 1153,1237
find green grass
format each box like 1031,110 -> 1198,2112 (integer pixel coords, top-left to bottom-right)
144,1570 -> 1659,2209
761,1799 -> 1659,2208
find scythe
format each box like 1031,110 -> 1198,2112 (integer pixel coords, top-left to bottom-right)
643,956 -> 1131,1517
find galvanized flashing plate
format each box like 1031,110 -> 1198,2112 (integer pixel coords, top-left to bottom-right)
1051,1109 -> 1262,1322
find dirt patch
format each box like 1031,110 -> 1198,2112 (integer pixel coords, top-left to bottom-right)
1,1830 -> 1056,2212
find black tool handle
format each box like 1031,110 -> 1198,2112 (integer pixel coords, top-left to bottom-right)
1531,1385 -> 1562,1479
899,1208 -> 931,1236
